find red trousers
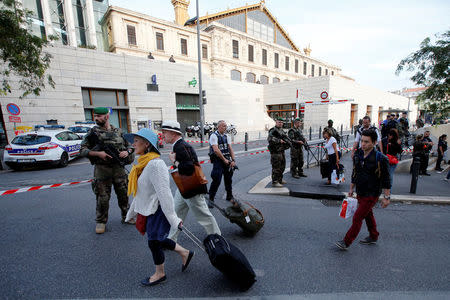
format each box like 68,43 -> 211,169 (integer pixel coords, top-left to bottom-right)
344,195 -> 380,246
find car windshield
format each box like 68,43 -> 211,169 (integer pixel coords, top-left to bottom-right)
11,135 -> 51,145
69,126 -> 90,133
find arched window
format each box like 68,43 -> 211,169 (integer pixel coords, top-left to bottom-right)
231,69 -> 241,81
273,77 -> 280,83
260,75 -> 269,85
246,72 -> 256,83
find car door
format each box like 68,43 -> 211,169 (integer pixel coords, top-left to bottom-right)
67,132 -> 82,158
55,132 -> 72,155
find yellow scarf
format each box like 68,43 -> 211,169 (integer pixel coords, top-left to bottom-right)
127,152 -> 160,197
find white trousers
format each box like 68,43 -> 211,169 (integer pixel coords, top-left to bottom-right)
168,190 -> 221,242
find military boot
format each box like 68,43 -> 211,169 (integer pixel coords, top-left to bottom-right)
95,223 -> 106,234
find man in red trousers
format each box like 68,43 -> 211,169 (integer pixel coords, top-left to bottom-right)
335,129 -> 391,250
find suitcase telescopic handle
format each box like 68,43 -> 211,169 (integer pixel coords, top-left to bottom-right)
178,225 -> 205,252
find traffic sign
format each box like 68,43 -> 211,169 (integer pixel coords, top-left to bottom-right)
6,103 -> 20,115
9,116 -> 21,123
320,91 -> 328,100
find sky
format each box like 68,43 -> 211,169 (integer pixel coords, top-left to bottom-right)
109,0 -> 450,91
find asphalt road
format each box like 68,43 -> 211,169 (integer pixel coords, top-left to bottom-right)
1,141 -> 449,299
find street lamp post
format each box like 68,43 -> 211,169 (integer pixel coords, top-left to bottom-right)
195,0 -> 205,145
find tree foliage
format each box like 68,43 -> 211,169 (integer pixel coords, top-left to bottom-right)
0,0 -> 55,98
396,30 -> 449,120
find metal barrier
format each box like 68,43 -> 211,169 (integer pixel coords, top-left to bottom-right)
304,134 -> 351,169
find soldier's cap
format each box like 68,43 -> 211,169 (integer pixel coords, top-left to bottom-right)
93,107 -> 109,115
131,128 -> 160,154
275,117 -> 284,122
294,118 -> 302,122
328,119 -> 333,123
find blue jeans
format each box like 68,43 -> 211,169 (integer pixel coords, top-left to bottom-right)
388,164 -> 397,188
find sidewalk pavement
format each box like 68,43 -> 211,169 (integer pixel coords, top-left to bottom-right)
249,151 -> 450,205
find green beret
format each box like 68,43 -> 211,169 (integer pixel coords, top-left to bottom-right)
276,117 -> 284,122
294,118 -> 302,122
93,107 -> 109,115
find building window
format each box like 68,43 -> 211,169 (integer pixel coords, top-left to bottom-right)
285,56 -> 289,71
325,69 -> 328,75
156,32 -> 164,50
246,72 -> 256,83
262,49 -> 267,65
231,69 -> 241,81
295,59 -> 299,73
274,53 -> 279,68
273,77 -> 280,83
48,0 -> 68,45
180,38 -> 187,55
22,0 -> 46,39
127,25 -> 136,45
260,75 -> 269,85
248,44 -> 254,62
202,44 -> 208,59
232,40 -> 239,58
82,88 -> 130,133
311,64 -> 315,77
332,71 -> 334,75
73,0 -> 86,46
303,62 -> 307,75
319,67 -> 322,76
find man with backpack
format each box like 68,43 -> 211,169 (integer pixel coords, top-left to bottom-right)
335,129 -> 391,250
352,116 -> 382,158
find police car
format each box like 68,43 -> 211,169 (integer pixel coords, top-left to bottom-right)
3,125 -> 83,170
68,121 -> 96,138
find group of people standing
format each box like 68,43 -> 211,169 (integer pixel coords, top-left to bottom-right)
81,107 -> 239,286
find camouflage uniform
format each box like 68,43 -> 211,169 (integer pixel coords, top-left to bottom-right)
288,127 -> 306,176
80,125 -> 134,224
268,126 -> 289,184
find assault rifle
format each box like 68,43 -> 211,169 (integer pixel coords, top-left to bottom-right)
269,129 -> 292,151
86,130 -> 129,167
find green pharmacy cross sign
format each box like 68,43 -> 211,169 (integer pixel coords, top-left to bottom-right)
188,77 -> 197,87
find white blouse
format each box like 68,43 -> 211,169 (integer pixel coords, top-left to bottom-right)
325,136 -> 340,155
125,158 -> 181,229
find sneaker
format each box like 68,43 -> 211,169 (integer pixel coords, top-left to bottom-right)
299,173 -> 308,177
335,240 -> 348,250
272,182 -> 284,187
280,180 -> 287,184
95,223 -> 106,234
359,236 -> 377,245
292,174 -> 300,179
122,217 -> 136,225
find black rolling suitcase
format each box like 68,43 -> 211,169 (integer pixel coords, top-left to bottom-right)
180,227 -> 256,291
320,160 -> 331,178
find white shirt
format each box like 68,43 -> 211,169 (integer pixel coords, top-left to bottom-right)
325,136 -> 340,154
355,127 -> 381,147
209,131 -> 231,146
125,158 -> 181,229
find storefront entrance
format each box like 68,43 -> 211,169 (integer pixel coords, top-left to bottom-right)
266,104 -> 304,129
176,93 -> 200,133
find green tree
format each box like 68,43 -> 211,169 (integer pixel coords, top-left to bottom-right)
396,30 -> 449,121
0,0 -> 55,98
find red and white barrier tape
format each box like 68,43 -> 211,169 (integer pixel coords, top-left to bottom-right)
0,179 -> 93,196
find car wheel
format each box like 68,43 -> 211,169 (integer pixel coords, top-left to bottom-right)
58,152 -> 69,168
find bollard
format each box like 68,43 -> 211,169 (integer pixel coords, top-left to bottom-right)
245,132 -> 248,151
258,131 -> 261,140
340,124 -> 343,136
309,127 -> 312,140
410,156 -> 421,194
351,125 -> 354,135
318,126 -> 321,139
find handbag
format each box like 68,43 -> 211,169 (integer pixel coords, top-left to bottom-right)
171,144 -> 208,198
135,213 -> 147,235
386,144 -> 399,165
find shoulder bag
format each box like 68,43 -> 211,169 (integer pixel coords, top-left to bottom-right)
171,144 -> 208,198
386,144 -> 399,165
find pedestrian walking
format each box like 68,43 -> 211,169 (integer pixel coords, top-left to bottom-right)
326,119 -> 340,143
422,130 -> 434,172
381,114 -> 398,139
335,129 -> 391,250
412,134 -> 430,176
80,107 -> 135,234
124,128 -> 194,287
323,128 -> 341,185
382,129 -> 402,188
208,120 -> 237,208
435,134 -> 447,171
352,116 -> 382,158
288,118 -> 307,178
161,121 -> 221,242
268,118 -> 290,187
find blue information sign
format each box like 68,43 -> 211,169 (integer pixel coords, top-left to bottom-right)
7,103 -> 20,115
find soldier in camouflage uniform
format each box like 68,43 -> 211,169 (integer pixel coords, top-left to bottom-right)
268,118 -> 290,187
326,120 -> 340,143
288,118 -> 307,178
80,107 -> 135,234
